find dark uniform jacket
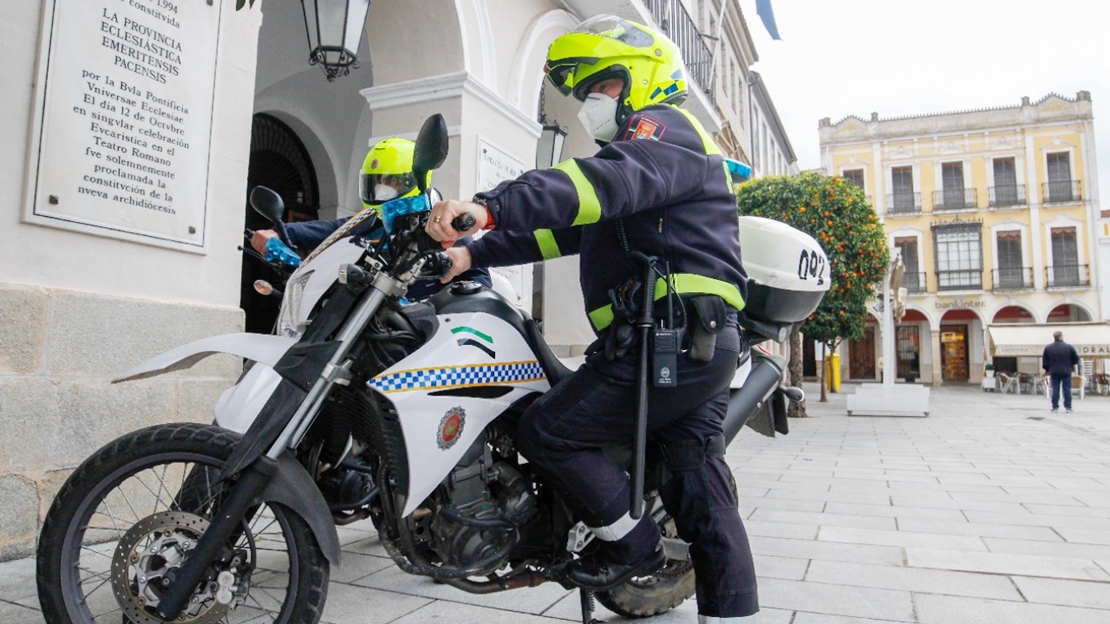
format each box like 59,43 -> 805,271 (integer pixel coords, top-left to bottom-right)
286,217 -> 491,300
1042,339 -> 1079,377
467,104 -> 747,332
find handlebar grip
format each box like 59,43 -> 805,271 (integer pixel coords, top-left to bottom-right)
453,213 -> 476,232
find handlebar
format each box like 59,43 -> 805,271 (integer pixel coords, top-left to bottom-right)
453,213 -> 476,233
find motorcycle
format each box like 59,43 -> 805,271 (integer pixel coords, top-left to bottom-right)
36,114 -> 829,624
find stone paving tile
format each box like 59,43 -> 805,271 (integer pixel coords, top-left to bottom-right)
894,518 -> 1063,542
1010,576 -> 1110,610
905,547 -> 1109,581
749,509 -> 897,531
804,560 -> 1021,600
741,495 -> 828,513
319,582 -> 432,624
914,593 -> 1110,624
818,526 -> 986,551
889,494 -> 1027,513
352,561 -> 572,615
0,557 -> 37,603
824,502 -> 968,522
791,613 -> 913,624
954,488 -> 1084,505
832,480 -> 1004,495
744,518 -> 820,540
327,550 -> 395,584
982,536 -> 1110,560
390,599 -> 569,624
1023,502 -> 1110,517
751,536 -> 904,567
760,577 -> 915,622
767,488 -> 893,506
339,534 -> 388,557
1055,526 -> 1110,545
754,553 -> 811,581
0,600 -> 42,624
962,509 -> 1110,530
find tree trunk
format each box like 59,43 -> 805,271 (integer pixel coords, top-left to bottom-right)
819,341 -> 828,402
787,326 -> 807,417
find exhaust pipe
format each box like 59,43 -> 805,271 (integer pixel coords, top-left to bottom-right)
723,352 -> 786,445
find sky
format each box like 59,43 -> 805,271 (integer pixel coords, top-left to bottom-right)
738,0 -> 1110,206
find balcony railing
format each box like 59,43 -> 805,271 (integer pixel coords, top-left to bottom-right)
643,0 -> 715,105
887,192 -> 921,214
992,267 -> 1033,290
1042,180 -> 1083,204
989,184 -> 1025,207
936,269 -> 982,291
1046,264 -> 1089,288
932,188 -> 978,211
902,272 -> 927,293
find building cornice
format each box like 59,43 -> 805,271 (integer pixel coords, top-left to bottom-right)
360,71 -> 542,139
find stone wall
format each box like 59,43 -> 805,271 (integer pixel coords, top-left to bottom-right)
0,281 -> 242,560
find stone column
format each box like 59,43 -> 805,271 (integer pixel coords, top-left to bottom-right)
931,329 -> 943,387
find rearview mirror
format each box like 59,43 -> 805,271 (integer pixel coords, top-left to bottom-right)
249,186 -> 285,225
412,114 -> 448,192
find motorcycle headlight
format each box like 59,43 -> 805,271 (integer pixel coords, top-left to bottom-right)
277,270 -> 314,338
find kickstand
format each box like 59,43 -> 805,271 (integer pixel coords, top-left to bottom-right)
579,587 -> 600,624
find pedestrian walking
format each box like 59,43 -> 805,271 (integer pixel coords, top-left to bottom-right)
1043,330 -> 1079,413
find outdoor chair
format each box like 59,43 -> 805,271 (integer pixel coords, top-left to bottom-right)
997,373 -> 1018,394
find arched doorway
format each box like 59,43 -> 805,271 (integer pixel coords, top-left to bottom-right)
849,314 -> 879,380
1047,304 -> 1092,323
939,309 -> 981,382
993,305 -> 1036,324
241,114 -> 320,334
897,309 -> 928,382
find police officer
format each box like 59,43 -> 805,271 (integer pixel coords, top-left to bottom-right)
251,137 -> 489,298
426,15 -> 757,622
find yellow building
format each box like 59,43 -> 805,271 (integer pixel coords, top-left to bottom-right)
818,92 -> 1101,386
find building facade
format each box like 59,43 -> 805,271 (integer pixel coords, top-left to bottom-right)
0,0 -> 789,559
819,92 -> 1101,386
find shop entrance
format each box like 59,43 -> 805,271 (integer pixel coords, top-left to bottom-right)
941,325 -> 969,381
849,325 -> 876,380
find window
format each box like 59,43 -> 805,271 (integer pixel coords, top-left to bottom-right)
891,166 -> 916,213
895,237 -> 921,291
933,223 -> 982,290
896,326 -> 920,380
1046,152 -> 1073,202
843,169 -> 864,189
992,157 -> 1020,206
939,162 -> 967,209
753,108 -> 761,169
995,230 -> 1024,288
1050,227 -> 1079,285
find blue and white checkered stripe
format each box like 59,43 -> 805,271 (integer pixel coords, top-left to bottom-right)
368,361 -> 546,393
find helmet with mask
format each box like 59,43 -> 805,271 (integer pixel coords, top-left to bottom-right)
544,15 -> 687,142
358,137 -> 431,209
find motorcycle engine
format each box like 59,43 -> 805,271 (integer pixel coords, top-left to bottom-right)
428,433 -> 536,569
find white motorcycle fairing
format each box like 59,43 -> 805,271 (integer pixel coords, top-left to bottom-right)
113,333 -> 297,383
368,311 -> 551,517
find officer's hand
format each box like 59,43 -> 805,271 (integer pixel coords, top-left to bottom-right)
251,229 -> 277,254
440,246 -> 473,284
426,200 -> 487,246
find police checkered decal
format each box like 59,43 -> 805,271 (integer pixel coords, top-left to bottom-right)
368,360 -> 546,393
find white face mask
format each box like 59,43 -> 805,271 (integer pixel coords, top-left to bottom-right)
374,184 -> 400,202
577,93 -> 620,142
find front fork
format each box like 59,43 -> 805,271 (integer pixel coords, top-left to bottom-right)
157,262 -> 413,620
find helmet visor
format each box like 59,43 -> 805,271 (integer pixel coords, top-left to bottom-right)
360,172 -> 418,205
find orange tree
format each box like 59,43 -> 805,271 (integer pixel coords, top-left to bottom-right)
737,172 -> 889,408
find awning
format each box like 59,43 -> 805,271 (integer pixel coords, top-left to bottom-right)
988,323 -> 1110,357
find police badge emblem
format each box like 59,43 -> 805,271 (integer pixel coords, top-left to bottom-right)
437,407 -> 466,450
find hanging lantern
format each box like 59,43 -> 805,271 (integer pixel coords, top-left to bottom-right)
300,0 -> 371,81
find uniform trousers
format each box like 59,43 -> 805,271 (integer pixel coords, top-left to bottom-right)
517,324 -> 759,618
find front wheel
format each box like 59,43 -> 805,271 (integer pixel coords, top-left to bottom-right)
37,423 -> 329,624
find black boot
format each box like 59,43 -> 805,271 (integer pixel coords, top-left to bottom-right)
562,543 -> 666,590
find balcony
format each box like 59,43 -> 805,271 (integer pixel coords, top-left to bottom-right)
642,0 -> 714,105
936,270 -> 982,291
1046,264 -> 1089,288
932,188 -> 978,211
887,192 -> 921,214
992,267 -> 1033,290
989,184 -> 1026,207
1042,180 -> 1083,204
902,272 -> 927,293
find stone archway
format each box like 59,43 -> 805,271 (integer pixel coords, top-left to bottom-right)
1048,303 -> 1092,322
993,305 -> 1036,324
938,308 -> 984,382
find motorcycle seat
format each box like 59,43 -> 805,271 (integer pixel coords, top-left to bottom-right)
523,318 -> 573,386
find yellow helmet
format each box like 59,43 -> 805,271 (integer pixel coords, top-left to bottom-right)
544,15 -> 686,120
359,138 -> 431,208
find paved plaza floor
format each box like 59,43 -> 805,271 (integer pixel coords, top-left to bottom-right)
3,382 -> 1109,623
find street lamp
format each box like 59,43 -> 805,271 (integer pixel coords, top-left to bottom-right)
536,123 -> 567,170
300,0 -> 371,81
